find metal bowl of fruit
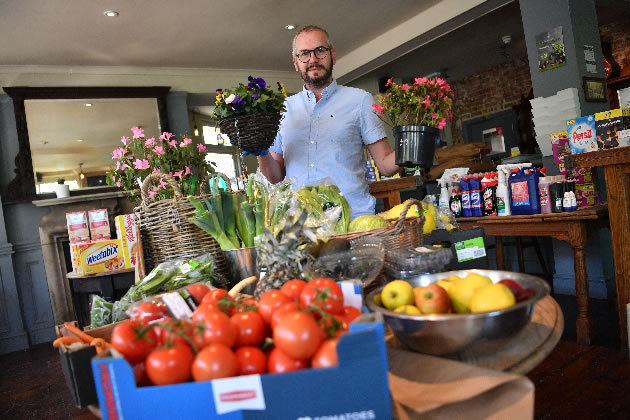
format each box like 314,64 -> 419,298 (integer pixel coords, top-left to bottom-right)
366,269 -> 549,357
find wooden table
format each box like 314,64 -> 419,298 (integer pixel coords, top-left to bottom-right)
569,147 -> 630,348
67,268 -> 135,327
369,176 -> 421,210
457,205 -> 608,345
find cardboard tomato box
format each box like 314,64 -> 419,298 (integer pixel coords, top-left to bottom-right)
55,322 -> 118,408
91,322 -> 391,419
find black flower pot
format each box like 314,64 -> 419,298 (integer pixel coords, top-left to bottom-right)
393,125 -> 439,168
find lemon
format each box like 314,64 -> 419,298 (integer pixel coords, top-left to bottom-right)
436,278 -> 455,293
373,293 -> 383,307
471,283 -> 516,313
394,304 -> 422,315
387,201 -> 420,219
423,211 -> 437,235
448,273 -> 493,313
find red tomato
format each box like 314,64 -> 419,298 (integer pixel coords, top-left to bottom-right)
132,362 -> 153,387
192,302 -> 220,325
187,283 -> 211,304
235,346 -> 267,375
145,344 -> 194,385
201,288 -> 234,313
133,301 -> 169,325
233,298 -> 259,314
230,311 -> 266,347
153,318 -> 205,351
299,278 -> 344,315
311,338 -> 339,369
339,306 -> 362,324
280,279 -> 307,301
258,290 -> 290,324
318,313 -> 348,339
273,311 -> 323,360
203,310 -> 236,348
192,344 -> 238,381
267,347 -> 309,374
270,302 -> 299,328
111,319 -> 158,364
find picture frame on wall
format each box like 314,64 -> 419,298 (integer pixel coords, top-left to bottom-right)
583,77 -> 608,102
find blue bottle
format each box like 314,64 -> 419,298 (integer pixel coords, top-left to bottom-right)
508,167 -> 541,215
470,175 -> 483,217
461,176 -> 472,217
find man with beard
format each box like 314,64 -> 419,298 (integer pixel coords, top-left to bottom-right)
255,25 -> 400,218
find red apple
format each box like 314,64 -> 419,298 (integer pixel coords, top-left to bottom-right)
414,284 -> 452,314
498,279 -> 525,298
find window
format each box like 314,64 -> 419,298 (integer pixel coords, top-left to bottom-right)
203,126 -> 232,146
38,180 -> 79,194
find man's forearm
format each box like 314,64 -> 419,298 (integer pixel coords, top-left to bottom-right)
257,153 -> 285,184
377,151 -> 401,177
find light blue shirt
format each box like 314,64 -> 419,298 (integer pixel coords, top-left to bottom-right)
270,80 -> 386,218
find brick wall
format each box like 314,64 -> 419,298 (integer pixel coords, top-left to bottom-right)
599,20 -> 630,76
450,56 -> 532,143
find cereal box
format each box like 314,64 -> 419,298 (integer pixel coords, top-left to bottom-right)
66,211 -> 90,243
88,209 -> 111,240
595,108 -> 630,150
567,115 -> 597,154
70,240 -> 91,273
74,240 -> 125,275
114,214 -> 138,269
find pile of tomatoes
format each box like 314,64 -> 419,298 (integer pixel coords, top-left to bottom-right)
110,278 -> 362,387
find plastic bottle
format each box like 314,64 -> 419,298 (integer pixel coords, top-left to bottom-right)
508,167 -> 541,215
461,176 -> 472,217
438,179 -> 450,209
496,169 -> 511,216
550,182 -> 564,213
470,174 -> 483,217
538,176 -> 552,214
569,191 -> 578,212
449,181 -> 462,217
481,172 -> 498,216
562,192 -> 573,212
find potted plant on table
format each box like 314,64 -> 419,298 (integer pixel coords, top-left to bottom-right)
105,127 -> 215,203
213,76 -> 288,152
372,77 -> 455,168
54,178 -> 70,198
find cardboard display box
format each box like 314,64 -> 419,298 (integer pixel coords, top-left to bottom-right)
92,322 -> 391,419
55,322 -> 117,408
566,115 -> 597,154
424,228 -> 489,270
595,108 -> 630,150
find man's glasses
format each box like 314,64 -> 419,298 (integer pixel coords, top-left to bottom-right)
295,46 -> 330,63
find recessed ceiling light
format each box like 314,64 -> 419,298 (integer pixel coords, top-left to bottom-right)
104,11 -> 119,17
85,103 -> 93,107
76,139 -> 84,143
284,24 -> 296,30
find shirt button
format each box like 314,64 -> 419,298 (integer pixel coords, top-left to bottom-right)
310,140 -> 315,144
310,163 -> 315,168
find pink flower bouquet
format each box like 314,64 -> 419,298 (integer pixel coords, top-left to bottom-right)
106,127 -> 214,203
372,77 -> 455,130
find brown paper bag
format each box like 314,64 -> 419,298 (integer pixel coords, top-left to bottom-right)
388,347 -> 534,420
435,143 -> 490,163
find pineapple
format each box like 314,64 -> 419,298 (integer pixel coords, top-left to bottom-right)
253,211 -> 317,299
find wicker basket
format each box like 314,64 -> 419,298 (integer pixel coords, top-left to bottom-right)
330,199 -> 424,250
218,112 -> 282,152
133,173 -> 232,279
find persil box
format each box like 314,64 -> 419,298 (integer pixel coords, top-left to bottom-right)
92,322 -> 391,420
73,240 -> 125,275
567,115 -> 597,154
595,108 -> 630,150
114,214 -> 137,268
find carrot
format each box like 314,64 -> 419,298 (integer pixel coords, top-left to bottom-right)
90,338 -> 110,354
64,322 -> 95,343
53,336 -> 82,348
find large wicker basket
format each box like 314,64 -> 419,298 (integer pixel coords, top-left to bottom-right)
330,199 -> 424,250
218,112 -> 282,152
133,173 -> 231,279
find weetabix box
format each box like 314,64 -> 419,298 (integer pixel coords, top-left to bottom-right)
595,108 -> 630,150
567,115 -> 597,154
73,239 -> 125,275
114,214 -> 137,268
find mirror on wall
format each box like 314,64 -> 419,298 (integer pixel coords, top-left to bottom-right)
3,86 -> 170,203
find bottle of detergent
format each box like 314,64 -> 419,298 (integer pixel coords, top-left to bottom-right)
496,168 -> 511,216
470,174 -> 483,217
538,176 -> 552,214
461,176 -> 472,217
508,167 -> 541,215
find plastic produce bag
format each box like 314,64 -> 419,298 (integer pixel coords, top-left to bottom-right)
89,294 -> 113,328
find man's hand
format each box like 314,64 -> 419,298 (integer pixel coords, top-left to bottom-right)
241,149 -> 269,156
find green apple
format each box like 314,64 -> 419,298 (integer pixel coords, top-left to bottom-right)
381,280 -> 415,311
471,283 -> 516,313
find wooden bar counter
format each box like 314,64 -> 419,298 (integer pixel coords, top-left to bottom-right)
369,176 -> 422,210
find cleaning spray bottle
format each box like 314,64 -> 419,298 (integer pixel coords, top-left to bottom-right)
496,165 -> 511,216
438,178 -> 450,209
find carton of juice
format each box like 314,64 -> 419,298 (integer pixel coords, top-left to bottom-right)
114,214 -> 138,268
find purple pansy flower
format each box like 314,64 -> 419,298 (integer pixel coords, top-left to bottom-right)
229,95 -> 246,110
247,76 -> 266,90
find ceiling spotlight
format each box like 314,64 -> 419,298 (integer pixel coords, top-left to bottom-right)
79,163 -> 85,180
76,139 -> 84,143
284,24 -> 296,30
193,125 -> 200,137
104,11 -> 119,17
85,103 -> 93,107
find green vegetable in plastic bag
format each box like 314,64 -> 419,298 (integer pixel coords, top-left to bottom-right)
90,294 -> 113,328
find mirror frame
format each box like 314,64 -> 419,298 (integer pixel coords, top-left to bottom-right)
3,86 -> 170,204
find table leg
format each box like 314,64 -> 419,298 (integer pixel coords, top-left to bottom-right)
568,222 -> 592,345
386,191 -> 401,210
495,237 -> 505,270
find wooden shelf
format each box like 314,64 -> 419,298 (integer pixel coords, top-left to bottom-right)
569,146 -> 630,168
67,267 -> 135,280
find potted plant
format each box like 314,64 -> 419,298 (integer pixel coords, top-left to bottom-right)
54,178 -> 70,198
372,77 -> 455,168
105,127 -> 215,203
213,76 -> 287,152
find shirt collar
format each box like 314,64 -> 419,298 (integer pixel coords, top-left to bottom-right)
303,79 -> 338,101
